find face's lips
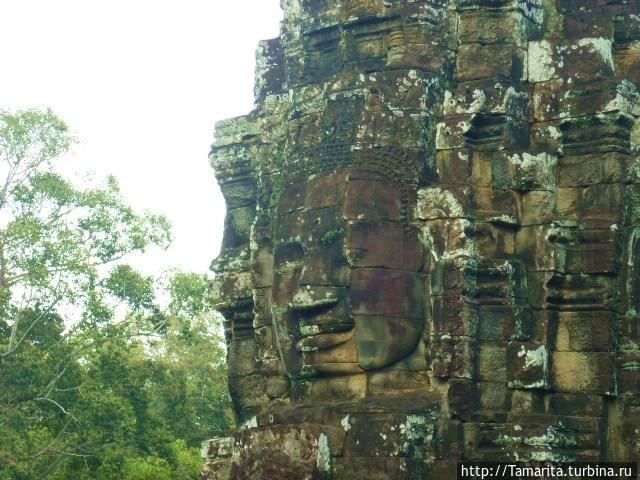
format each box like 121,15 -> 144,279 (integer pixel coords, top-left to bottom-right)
290,297 -> 338,310
296,329 -> 354,352
299,321 -> 353,336
296,303 -> 353,338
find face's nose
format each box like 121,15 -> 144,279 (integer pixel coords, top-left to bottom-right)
289,240 -> 346,312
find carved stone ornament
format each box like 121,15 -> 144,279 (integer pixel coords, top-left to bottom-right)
203,0 -> 640,478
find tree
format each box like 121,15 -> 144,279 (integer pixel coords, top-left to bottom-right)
0,108 -> 231,479
45,271 -> 231,479
0,109 -> 171,352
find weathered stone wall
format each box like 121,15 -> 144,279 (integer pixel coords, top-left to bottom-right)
203,1 -> 640,478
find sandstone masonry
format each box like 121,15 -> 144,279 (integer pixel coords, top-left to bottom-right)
203,1 -> 640,478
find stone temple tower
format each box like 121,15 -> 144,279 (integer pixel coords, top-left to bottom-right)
203,0 -> 640,478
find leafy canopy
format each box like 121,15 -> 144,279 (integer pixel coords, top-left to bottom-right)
0,109 -> 231,479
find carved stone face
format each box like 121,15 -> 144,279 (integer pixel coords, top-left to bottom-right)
271,170 -> 426,378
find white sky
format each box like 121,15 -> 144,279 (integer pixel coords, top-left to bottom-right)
0,0 -> 283,275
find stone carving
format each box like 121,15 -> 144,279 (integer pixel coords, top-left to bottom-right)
203,0 -> 640,478
270,160 -> 426,378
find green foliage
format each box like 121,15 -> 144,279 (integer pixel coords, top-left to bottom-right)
167,271 -> 215,318
105,265 -> 156,313
118,441 -> 201,480
123,456 -> 173,480
0,109 -> 231,478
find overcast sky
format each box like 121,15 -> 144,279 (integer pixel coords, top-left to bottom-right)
0,0 -> 283,275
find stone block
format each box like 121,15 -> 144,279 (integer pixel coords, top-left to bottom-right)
522,190 -> 556,226
422,461 -> 459,480
432,294 -> 477,336
464,419 -> 602,461
458,10 -> 527,45
565,240 -> 618,274
615,50 -> 640,85
562,8 -> 613,39
255,38 -> 285,99
569,184 -> 624,228
507,341 -> 550,389
310,374 -> 367,402
560,114 -> 634,157
227,337 -> 259,377
344,179 -> 403,221
228,374 -> 269,418
210,271 -> 253,308
415,185 -> 467,221
444,80 -> 530,117
530,121 -> 563,153
477,381 -> 510,411
547,393 -> 605,417
332,458 -> 410,480
266,376 -> 289,398
470,186 -> 519,219
617,344 -> 640,394
528,38 -> 615,86
457,44 -> 525,82
491,150 -> 557,191
470,152 -> 494,187
477,304 -> 533,342
624,185 -> 640,226
346,221 -> 425,271
368,370 -> 430,395
558,153 -> 628,188
474,223 -> 517,258
351,269 -> 425,319
204,425 -> 333,480
534,80 -> 639,124
552,351 -> 615,395
516,226 -> 564,273
432,335 -> 476,379
566,81 -> 640,118
448,379 -> 476,420
555,311 -> 614,352
510,390 -> 545,414
343,412 -> 436,459
465,113 -> 530,151
401,42 -> 451,72
477,305 -> 513,341
477,342 -> 507,383
471,258 -> 528,301
436,114 -> 471,150
304,172 -> 348,209
435,149 -> 471,185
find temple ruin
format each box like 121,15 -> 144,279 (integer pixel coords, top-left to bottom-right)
203,0 -> 640,477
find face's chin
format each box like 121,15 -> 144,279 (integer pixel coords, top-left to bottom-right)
274,301 -> 424,378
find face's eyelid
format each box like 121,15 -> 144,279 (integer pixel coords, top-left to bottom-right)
277,259 -> 303,268
275,259 -> 304,276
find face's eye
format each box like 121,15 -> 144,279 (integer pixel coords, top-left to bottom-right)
276,260 -> 302,276
275,242 -> 305,276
